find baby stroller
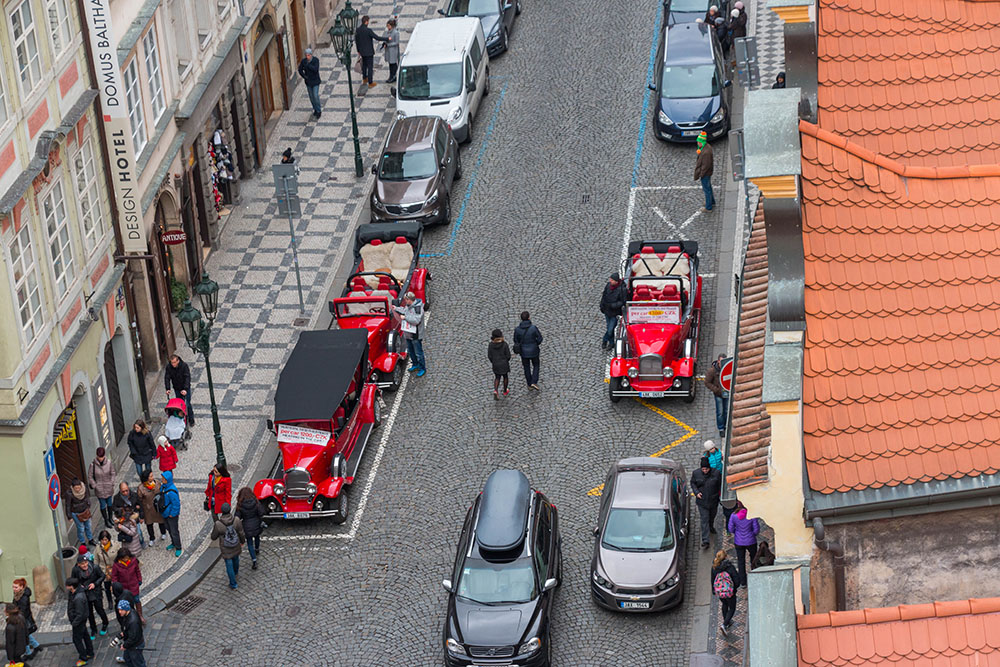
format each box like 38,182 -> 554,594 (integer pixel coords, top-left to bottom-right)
165,397 -> 190,451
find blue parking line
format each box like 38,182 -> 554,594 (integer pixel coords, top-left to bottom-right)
419,78 -> 509,259
630,6 -> 664,188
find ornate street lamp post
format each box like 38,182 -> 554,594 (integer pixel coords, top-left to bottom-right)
329,1 -> 364,178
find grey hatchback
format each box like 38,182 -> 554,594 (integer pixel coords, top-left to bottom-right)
591,457 -> 689,612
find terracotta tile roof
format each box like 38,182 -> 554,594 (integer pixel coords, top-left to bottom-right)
797,597 -> 1000,666
816,0 -> 1000,169
800,120 -> 1000,494
727,200 -> 771,489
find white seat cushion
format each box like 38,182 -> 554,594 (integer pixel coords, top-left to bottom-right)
388,240 -> 413,283
359,242 -> 393,287
661,254 -> 690,277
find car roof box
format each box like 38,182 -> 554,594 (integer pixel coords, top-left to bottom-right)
476,470 -> 531,554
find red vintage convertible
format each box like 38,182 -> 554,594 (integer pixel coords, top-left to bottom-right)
255,329 -> 380,523
328,222 -> 429,391
609,240 -> 702,403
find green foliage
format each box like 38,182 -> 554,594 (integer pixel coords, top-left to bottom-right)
170,278 -> 189,313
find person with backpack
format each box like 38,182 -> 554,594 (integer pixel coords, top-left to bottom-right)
159,471 -> 182,558
712,550 -> 740,635
513,311 -> 543,390
488,329 -> 512,399
205,464 -> 232,520
136,470 -> 166,544
210,503 -> 246,589
728,506 -> 761,586
11,578 -> 40,659
235,488 -> 265,570
88,447 -> 116,528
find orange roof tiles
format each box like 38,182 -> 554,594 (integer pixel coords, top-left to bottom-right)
817,0 -> 1000,168
797,597 -> 1000,666
800,120 -> 1000,494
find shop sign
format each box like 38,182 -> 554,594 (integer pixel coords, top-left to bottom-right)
161,230 -> 187,245
93,380 -> 113,451
82,0 -> 147,252
53,408 -> 77,449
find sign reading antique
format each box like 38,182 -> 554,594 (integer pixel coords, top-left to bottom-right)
276,424 -> 330,446
161,230 -> 187,245
82,0 -> 146,252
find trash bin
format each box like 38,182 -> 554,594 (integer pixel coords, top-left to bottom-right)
54,547 -> 76,583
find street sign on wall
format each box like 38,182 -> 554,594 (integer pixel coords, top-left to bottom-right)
48,474 -> 61,510
719,357 -> 735,394
161,230 -> 187,245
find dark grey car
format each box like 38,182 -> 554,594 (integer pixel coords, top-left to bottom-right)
590,457 -> 689,612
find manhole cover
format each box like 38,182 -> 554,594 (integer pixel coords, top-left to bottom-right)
286,605 -> 300,617
171,595 -> 205,615
293,317 -> 309,327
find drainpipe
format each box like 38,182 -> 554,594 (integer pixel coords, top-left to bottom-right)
812,518 -> 845,611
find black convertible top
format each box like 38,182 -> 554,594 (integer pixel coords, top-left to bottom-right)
274,329 -> 368,422
476,470 -> 532,555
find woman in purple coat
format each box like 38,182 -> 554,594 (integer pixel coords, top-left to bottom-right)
727,507 -> 760,586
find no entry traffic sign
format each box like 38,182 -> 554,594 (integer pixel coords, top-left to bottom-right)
719,357 -> 735,394
47,474 -> 61,510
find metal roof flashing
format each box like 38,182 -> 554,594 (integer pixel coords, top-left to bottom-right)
745,88 -> 803,180
476,470 -> 531,554
761,342 -> 803,405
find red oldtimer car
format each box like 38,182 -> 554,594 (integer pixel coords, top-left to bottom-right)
328,222 -> 429,392
255,329 -> 380,523
609,240 -> 702,403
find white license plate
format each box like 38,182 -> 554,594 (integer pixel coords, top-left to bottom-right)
620,600 -> 652,609
682,130 -> 701,137
640,391 -> 665,398
284,512 -> 309,519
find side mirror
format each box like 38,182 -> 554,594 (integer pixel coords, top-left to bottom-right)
648,83 -> 656,92
592,526 -> 599,537
328,301 -> 336,315
724,80 -> 732,88
437,8 -> 446,15
503,1 -> 513,8
442,579 -> 453,592
371,163 -> 377,175
266,419 -> 274,432
467,80 -> 476,92
543,578 -> 558,592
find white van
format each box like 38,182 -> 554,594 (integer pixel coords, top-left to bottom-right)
395,17 -> 489,144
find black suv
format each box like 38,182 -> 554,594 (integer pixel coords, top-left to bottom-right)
443,470 -> 561,667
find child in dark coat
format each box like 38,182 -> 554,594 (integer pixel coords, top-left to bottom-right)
488,329 -> 512,399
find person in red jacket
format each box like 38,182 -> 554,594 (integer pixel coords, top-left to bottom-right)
155,435 -> 178,472
205,464 -> 232,520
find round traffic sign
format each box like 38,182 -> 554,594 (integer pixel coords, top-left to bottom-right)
719,357 -> 735,394
47,474 -> 60,510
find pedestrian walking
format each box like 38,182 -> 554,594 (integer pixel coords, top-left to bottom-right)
694,131 -> 715,211
66,577 -> 94,665
71,555 -> 109,638
488,329 -> 512,399
155,435 -> 178,473
137,470 -> 167,544
108,582 -> 137,663
772,71 -> 786,89
704,353 -> 729,438
513,311 -> 543,390
730,4 -> 747,42
65,478 -> 95,547
117,600 -> 146,667
95,531 -> 116,610
297,47 -> 323,118
280,147 -> 296,164
690,456 -> 723,548
599,273 -> 626,350
160,471 -> 182,558
113,507 -> 143,557
704,440 -> 723,472
751,540 -> 775,569
88,447 -> 116,528
205,464 -> 232,520
164,354 -> 194,426
11,578 -> 40,660
235,487 -> 265,570
356,15 -> 388,87
126,421 -> 155,480
393,292 -> 427,377
4,602 -> 27,665
712,550 -> 740,635
728,506 -> 761,586
382,18 -> 400,83
211,503 -> 246,589
110,549 -> 143,624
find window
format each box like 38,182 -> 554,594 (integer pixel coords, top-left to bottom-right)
533,503 -> 551,574
10,0 -> 42,94
470,38 -> 483,70
434,126 -> 448,161
123,59 -> 146,153
142,29 -> 165,122
41,179 -> 76,299
73,138 -> 106,251
0,70 -> 8,125
46,0 -> 72,58
8,224 -> 44,344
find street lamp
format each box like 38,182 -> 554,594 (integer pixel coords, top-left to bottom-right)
329,1 -> 364,178
177,272 -> 227,468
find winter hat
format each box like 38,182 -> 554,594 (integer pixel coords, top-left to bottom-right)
736,508 -> 748,520
491,329 -> 503,338
282,148 -> 293,160
700,456 -> 711,469
221,502 -> 232,514
77,544 -> 88,556
157,435 -> 168,447
304,47 -> 313,55
117,600 -> 131,611
735,1 -> 744,8
731,8 -> 740,17
704,440 -> 716,452
76,554 -> 88,563
96,447 -> 106,457
715,17 -> 725,25
709,4 -> 718,10
696,132 -> 708,151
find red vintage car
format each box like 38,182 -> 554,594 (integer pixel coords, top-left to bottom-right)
609,240 -> 702,403
255,329 -> 380,523
328,222 -> 429,391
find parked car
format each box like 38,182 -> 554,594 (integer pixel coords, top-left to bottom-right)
328,222 -> 430,391
396,17 -> 489,143
371,116 -> 462,225
443,470 -> 561,667
254,329 -> 380,523
663,0 -> 722,25
609,240 -> 702,402
650,22 -> 732,142
439,0 -> 521,56
591,458 -> 689,612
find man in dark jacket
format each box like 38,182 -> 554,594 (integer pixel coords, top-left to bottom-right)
694,132 -> 715,211
164,354 -> 194,425
355,15 -> 388,87
513,311 -> 543,390
117,599 -> 146,667
66,577 -> 94,663
704,353 -> 728,438
691,456 -> 723,548
599,273 -> 627,350
71,555 -> 109,637
297,47 -> 322,118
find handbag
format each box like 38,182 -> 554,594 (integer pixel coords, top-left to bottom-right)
78,507 -> 92,521
204,499 -> 211,512
354,56 -> 363,73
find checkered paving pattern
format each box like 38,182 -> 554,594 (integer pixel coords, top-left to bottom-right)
752,0 -> 785,90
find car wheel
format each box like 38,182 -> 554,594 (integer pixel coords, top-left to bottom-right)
332,489 -> 349,525
372,398 -> 382,428
462,116 -> 473,144
609,377 -> 623,403
516,0 -> 522,14
382,362 -> 405,392
684,376 -> 696,403
483,69 -> 490,96
441,194 -> 452,225
454,151 -> 463,181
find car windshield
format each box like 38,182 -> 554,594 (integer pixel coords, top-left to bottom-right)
457,558 -> 537,604
379,149 -> 437,181
661,64 -> 718,99
398,63 -> 463,100
670,0 -> 709,11
448,0 -> 499,16
602,508 -> 674,552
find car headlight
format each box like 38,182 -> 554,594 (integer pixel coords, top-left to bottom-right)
663,366 -> 675,378
447,106 -> 463,123
518,637 -> 541,655
488,25 -> 500,40
621,377 -> 630,388
426,191 -> 439,206
673,378 -> 683,388
627,367 -> 638,379
593,571 -> 609,587
658,109 -> 673,126
273,483 -> 285,496
445,638 -> 466,655
710,107 -> 726,124
306,482 -> 317,496
657,573 -> 681,591
372,196 -> 386,211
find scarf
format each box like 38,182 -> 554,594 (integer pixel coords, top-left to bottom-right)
144,480 -> 157,490
118,557 -> 132,567
12,587 -> 23,602
72,485 -> 86,501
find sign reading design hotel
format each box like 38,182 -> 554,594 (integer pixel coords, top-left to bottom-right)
82,0 -> 147,252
